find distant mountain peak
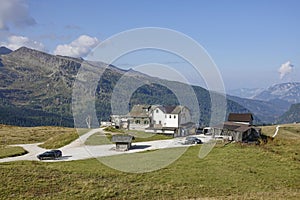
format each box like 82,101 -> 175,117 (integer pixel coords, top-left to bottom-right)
0,46 -> 12,55
268,82 -> 300,89
7,46 -> 84,69
10,46 -> 49,58
227,87 -> 264,99
15,46 -> 31,51
254,82 -> 300,103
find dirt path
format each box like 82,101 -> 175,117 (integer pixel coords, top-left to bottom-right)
272,125 -> 280,138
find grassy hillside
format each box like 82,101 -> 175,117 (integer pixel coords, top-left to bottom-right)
0,125 -> 83,157
277,103 -> 300,124
38,131 -> 78,149
0,47 -> 259,127
261,123 -> 300,162
0,124 -> 299,199
0,146 -> 27,159
0,125 -> 77,146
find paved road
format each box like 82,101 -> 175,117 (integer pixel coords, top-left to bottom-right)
0,128 -> 213,163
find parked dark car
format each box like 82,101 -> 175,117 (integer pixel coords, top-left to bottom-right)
37,150 -> 62,160
196,128 -> 203,134
183,136 -> 202,144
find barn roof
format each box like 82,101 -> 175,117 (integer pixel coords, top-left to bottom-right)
214,121 -> 254,133
228,113 -> 253,123
112,135 -> 133,143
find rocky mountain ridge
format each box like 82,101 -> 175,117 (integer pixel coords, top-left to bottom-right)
229,82 -> 300,104
254,82 -> 300,103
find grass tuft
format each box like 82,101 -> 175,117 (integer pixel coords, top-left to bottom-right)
0,145 -> 28,158
39,131 -> 78,149
0,125 -> 77,145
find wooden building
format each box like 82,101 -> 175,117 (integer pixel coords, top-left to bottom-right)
206,113 -> 261,142
228,113 -> 253,125
111,135 -> 134,151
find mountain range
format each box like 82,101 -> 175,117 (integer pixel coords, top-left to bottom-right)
228,82 -> 300,104
227,82 -> 300,124
253,82 -> 300,104
0,46 -> 298,127
227,88 -> 264,99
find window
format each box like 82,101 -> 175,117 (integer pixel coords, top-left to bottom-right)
156,109 -> 159,113
144,121 -> 149,124
174,115 -> 176,119
159,120 -> 161,125
135,120 -> 140,124
169,115 -> 171,118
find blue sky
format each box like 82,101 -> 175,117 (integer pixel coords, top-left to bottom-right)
0,0 -> 299,90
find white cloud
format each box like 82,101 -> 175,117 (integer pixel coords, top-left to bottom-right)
53,35 -> 99,58
0,0 -> 36,30
0,35 -> 45,51
278,61 -> 294,79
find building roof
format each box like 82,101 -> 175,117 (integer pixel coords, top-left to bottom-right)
214,121 -> 252,133
235,125 -> 252,133
170,106 -> 184,114
128,104 -> 188,118
163,106 -> 177,114
111,135 -> 133,143
228,113 -> 253,123
155,105 -> 184,114
215,121 -> 240,130
129,104 -> 151,118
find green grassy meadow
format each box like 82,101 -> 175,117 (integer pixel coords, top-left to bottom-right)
0,124 -> 299,199
0,124 -> 77,146
0,125 -> 79,157
0,146 -> 28,159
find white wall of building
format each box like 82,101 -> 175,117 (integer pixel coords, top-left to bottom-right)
152,107 -> 165,126
152,107 -> 180,128
164,114 -> 179,127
